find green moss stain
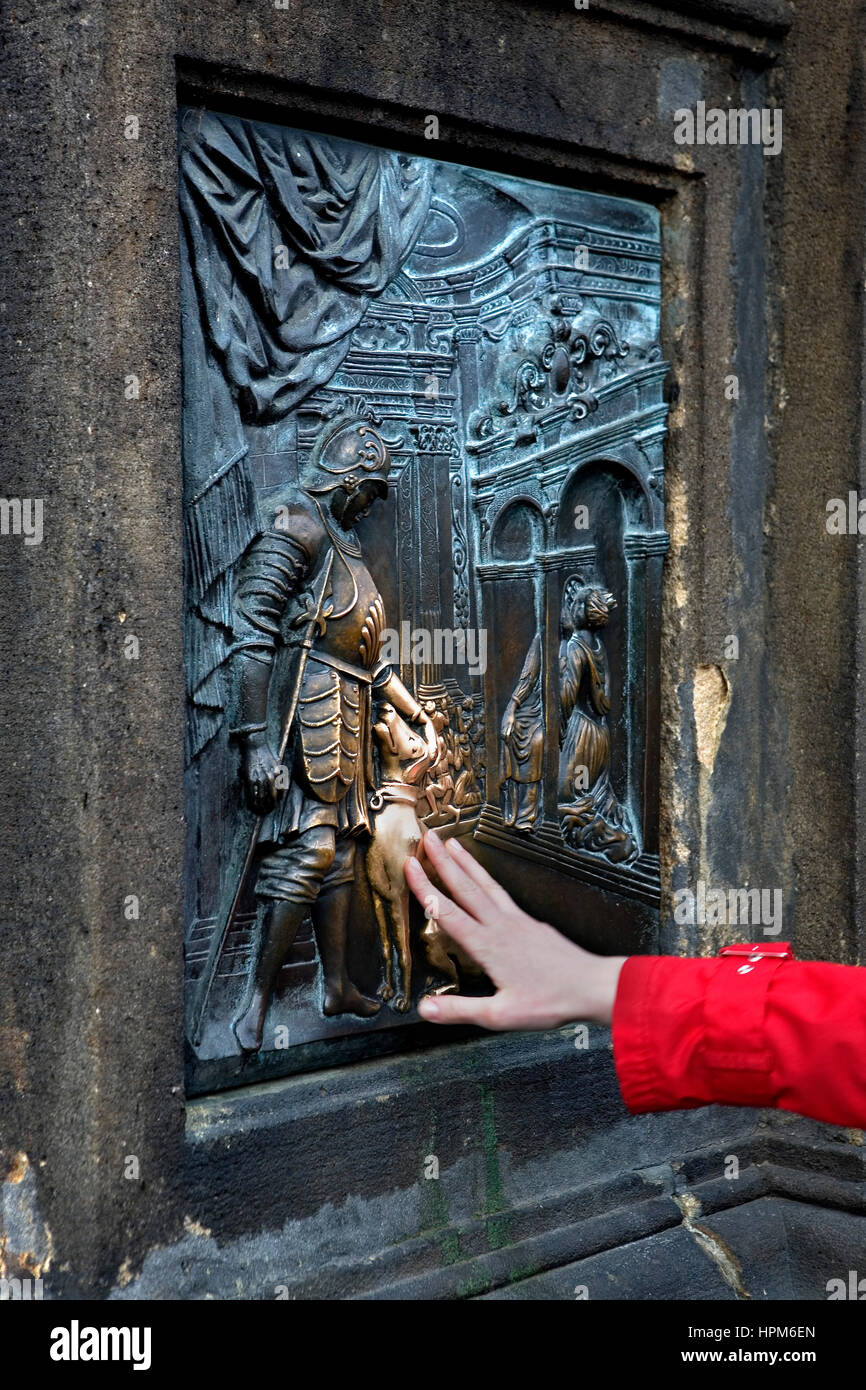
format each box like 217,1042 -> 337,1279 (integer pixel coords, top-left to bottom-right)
418,1116 -> 444,1226
414,1084 -> 514,1275
415,1110 -> 461,1267
480,1086 -> 511,1251
457,1269 -> 492,1299
439,1228 -> 461,1265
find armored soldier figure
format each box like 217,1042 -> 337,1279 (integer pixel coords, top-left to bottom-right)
228,414 -> 438,1054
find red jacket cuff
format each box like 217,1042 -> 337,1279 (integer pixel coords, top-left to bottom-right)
612,952 -> 784,1114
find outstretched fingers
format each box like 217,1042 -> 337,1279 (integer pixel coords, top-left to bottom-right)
443,835 -> 523,913
404,854 -> 488,964
420,829 -> 508,923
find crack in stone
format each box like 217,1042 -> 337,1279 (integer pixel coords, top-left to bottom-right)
673,1190 -> 751,1299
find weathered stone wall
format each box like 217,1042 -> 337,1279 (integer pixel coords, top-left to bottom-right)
1,0 -> 864,1297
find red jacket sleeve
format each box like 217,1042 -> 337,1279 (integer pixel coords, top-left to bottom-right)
611,943 -> 866,1128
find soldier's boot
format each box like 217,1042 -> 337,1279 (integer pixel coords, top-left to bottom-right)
313,882 -> 381,1018
232,898 -> 306,1054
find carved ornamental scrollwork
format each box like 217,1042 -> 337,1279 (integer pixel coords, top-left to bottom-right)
450,458 -> 471,630
351,319 -> 412,352
468,298 -> 629,444
409,423 -> 458,452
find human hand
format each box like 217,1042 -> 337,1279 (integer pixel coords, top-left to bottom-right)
404,829 -> 626,1030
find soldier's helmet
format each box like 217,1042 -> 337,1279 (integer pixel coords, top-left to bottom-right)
300,413 -> 391,498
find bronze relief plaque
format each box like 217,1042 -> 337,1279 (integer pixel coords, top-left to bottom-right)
179,110 -> 668,1091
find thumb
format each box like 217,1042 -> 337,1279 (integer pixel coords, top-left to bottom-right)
418,992 -> 497,1028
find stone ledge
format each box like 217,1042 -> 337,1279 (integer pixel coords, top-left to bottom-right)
104,1029 -> 864,1300
483,1196 -> 863,1300
580,0 -> 792,46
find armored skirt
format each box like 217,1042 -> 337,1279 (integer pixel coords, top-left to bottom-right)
263,652 -> 374,845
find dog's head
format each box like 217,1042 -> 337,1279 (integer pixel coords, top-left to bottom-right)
372,703 -> 434,785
